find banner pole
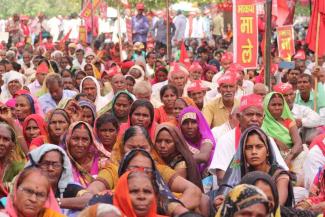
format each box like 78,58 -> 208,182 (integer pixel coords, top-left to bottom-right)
265,0 -> 273,89
314,12 -> 320,112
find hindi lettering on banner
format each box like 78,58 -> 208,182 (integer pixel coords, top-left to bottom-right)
233,0 -> 258,69
277,25 -> 295,61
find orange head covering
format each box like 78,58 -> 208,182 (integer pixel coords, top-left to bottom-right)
36,62 -> 49,74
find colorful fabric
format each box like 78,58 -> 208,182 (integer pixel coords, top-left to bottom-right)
239,94 -> 263,112
262,92 -> 295,147
217,73 -> 236,86
273,82 -> 293,94
22,114 -> 47,148
215,184 -> 270,217
178,106 -> 216,173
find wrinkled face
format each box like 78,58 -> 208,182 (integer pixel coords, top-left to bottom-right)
8,79 -> 22,96
112,76 -> 127,93
97,122 -> 118,151
48,82 -> 63,102
297,76 -> 311,94
161,89 -> 177,109
170,73 -> 186,89
49,113 -> 69,138
0,125 -> 14,159
114,94 -> 132,119
130,106 -> 151,129
81,107 -> 94,126
82,79 -> 97,102
128,175 -> 155,217
124,134 -> 151,154
173,99 -> 187,117
23,53 -> 31,64
218,83 -> 236,102
38,151 -> 63,187
69,126 -> 91,161
126,79 -> 135,93
181,118 -> 199,140
15,95 -> 32,122
15,173 -> 49,217
233,203 -> 268,217
244,134 -> 268,168
63,77 -> 74,90
155,130 -> 177,159
267,96 -> 283,120
25,119 -> 41,141
135,92 -> 151,101
188,90 -> 205,106
238,107 -> 264,130
85,55 -> 95,64
129,69 -> 142,79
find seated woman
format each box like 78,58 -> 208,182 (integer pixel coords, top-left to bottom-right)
154,124 -> 203,189
4,167 -> 65,217
62,121 -> 111,187
119,99 -> 157,140
215,184 -> 270,217
174,97 -> 197,118
94,113 -> 119,153
155,85 -> 178,124
262,92 -> 303,172
1,71 -> 24,102
64,126 -> 202,214
22,114 -> 47,150
178,106 -> 216,174
15,93 -> 43,124
79,99 -> 97,127
80,76 -> 107,112
32,109 -> 70,147
219,126 -> 293,206
111,90 -> 135,124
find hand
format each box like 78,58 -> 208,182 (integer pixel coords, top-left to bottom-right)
295,119 -> 302,128
213,195 -> 225,210
312,66 -> 321,78
65,100 -> 82,123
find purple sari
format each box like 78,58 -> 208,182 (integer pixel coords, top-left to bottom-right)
178,106 -> 216,173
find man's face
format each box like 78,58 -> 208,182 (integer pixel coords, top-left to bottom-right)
221,60 -> 232,71
200,52 -> 208,61
171,73 -> 187,89
48,82 -> 63,102
287,69 -> 300,85
188,90 -> 205,107
147,53 -> 156,66
297,76 -> 311,94
238,107 -> 264,130
282,88 -> 295,109
218,83 -> 236,102
23,53 -> 31,64
76,50 -> 84,61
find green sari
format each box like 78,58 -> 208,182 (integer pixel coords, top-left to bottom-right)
261,92 -> 295,148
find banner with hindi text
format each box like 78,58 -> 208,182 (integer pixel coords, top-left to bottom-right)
232,0 -> 258,69
277,25 -> 295,61
80,0 -> 101,19
79,26 -> 87,44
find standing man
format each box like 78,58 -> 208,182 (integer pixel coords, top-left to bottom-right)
212,11 -> 224,46
132,3 -> 149,47
6,14 -> 24,47
173,10 -> 187,44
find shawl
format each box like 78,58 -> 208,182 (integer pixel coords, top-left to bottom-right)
79,99 -> 97,124
177,106 -> 216,172
1,71 -> 25,102
25,144 -> 73,198
153,124 -> 203,189
22,114 -> 48,148
80,76 -> 107,112
215,184 -> 270,217
154,106 -> 176,124
128,65 -> 145,84
261,92 -> 295,147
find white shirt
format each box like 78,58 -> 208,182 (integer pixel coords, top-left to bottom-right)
211,121 -> 232,141
292,103 -> 324,128
209,128 -> 288,174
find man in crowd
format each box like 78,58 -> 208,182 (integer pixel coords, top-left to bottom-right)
132,3 -> 149,47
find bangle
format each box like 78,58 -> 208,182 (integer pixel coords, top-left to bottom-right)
56,197 -> 62,207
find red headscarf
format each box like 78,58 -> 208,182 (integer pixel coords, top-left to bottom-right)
113,171 -> 165,217
22,114 -> 47,148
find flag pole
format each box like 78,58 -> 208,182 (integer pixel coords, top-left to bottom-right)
117,1 -> 123,62
91,0 -> 94,49
166,0 -> 171,62
314,12 -> 321,111
264,0 -> 273,89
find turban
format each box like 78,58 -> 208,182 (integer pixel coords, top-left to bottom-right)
217,73 -> 236,86
273,82 -> 293,94
187,80 -> 207,92
239,94 -> 263,112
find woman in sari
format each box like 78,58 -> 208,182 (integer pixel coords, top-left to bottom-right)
178,106 -> 216,174
218,126 -> 293,207
173,97 -> 197,119
111,91 -> 135,124
155,85 -> 178,124
80,76 -> 107,112
63,121 -> 111,187
4,167 -> 64,217
154,124 -> 203,189
14,92 -> 43,124
79,99 -> 97,127
262,92 -> 303,172
119,99 -> 157,140
22,114 -> 47,150
74,70 -> 87,90
1,71 -> 24,102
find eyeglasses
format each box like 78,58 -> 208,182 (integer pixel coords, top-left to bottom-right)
18,186 -> 47,201
38,161 -> 62,169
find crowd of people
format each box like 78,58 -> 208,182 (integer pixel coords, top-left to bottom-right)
0,2 -> 323,217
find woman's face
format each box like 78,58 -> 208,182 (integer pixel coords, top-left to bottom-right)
15,96 -> 32,121
162,89 -> 177,110
129,69 -> 142,79
268,96 -> 284,119
233,203 -> 267,217
0,125 -> 14,159
81,107 -> 94,126
97,122 -> 118,151
114,95 -> 132,119
155,130 -> 177,159
244,134 -> 268,168
8,79 -> 22,95
173,99 -> 187,117
205,70 -> 215,82
75,73 -> 86,88
84,65 -> 94,76
124,134 -> 151,154
156,71 -> 167,82
128,175 -> 155,217
49,113 -> 69,138
126,79 -> 135,93
69,126 -> 91,161
25,119 -> 41,141
15,173 -> 49,217
181,118 -> 199,140
38,151 -> 63,187
131,106 -> 151,129
255,180 -> 275,212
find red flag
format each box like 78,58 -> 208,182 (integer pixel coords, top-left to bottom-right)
59,29 -> 72,47
272,0 -> 290,26
306,0 -> 325,57
179,41 -> 191,69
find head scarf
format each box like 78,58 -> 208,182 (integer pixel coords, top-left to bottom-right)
128,65 -> 145,84
154,124 -> 203,189
261,92 -> 295,147
177,97 -> 197,108
79,99 -> 97,122
178,106 -> 216,172
22,114 -> 47,147
1,71 -> 25,101
80,76 -> 107,112
24,144 -> 73,198
15,93 -> 43,117
240,171 -> 281,217
111,91 -> 135,119
57,98 -> 74,110
215,184 -> 270,217
5,168 -> 61,217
